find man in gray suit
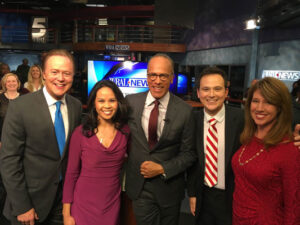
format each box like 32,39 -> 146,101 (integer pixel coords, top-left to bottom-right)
0,49 -> 82,225
125,53 -> 196,225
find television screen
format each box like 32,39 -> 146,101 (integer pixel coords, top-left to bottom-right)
88,60 -> 178,96
191,77 -> 195,88
177,73 -> 188,95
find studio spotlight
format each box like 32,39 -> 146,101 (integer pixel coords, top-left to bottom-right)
245,17 -> 261,30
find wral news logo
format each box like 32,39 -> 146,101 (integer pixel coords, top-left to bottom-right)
262,70 -> 300,81
109,78 -> 148,88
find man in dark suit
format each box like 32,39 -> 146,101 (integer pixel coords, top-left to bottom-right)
0,62 -> 10,224
187,67 -> 244,225
0,49 -> 82,225
16,58 -> 30,85
125,53 -> 196,225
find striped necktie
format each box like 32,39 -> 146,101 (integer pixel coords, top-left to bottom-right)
204,118 -> 218,187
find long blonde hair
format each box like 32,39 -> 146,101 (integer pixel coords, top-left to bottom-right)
240,77 -> 293,149
26,65 -> 44,92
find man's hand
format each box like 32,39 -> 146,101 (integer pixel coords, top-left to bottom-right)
17,208 -> 39,225
189,197 -> 196,216
293,124 -> 300,149
140,161 -> 164,178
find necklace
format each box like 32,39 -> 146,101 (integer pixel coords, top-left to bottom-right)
96,127 -> 116,147
238,145 -> 264,166
5,92 -> 19,100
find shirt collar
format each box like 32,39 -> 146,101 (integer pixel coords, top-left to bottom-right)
204,104 -> 225,123
43,86 -> 66,106
145,91 -> 170,109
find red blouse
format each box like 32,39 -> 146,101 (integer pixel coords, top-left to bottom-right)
232,136 -> 300,225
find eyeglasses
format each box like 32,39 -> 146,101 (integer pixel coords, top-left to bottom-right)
147,73 -> 170,81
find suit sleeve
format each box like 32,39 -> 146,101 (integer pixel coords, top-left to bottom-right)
0,101 -> 33,216
187,160 -> 200,197
186,111 -> 201,197
71,97 -> 82,127
160,108 -> 197,180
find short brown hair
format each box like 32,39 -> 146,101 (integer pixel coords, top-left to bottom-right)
42,49 -> 74,72
240,77 -> 293,149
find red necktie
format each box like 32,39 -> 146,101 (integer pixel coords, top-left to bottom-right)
204,118 -> 218,187
148,100 -> 160,149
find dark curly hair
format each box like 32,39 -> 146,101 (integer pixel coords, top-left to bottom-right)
82,80 -> 129,137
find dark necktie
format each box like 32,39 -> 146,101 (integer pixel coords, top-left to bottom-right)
54,101 -> 65,157
148,100 -> 160,149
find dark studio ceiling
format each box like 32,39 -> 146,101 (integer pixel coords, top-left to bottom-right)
258,0 -> 300,28
196,0 -> 300,29
0,0 -> 300,28
0,0 -> 156,22
0,0 -> 155,9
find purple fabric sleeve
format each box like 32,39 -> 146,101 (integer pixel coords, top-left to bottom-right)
62,125 -> 82,203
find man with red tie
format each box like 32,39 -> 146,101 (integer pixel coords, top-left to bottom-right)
187,67 -> 244,225
125,53 -> 196,225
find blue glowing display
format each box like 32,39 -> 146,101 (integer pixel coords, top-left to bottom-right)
88,60 -> 187,96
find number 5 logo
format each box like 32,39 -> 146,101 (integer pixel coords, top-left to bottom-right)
32,17 -> 47,39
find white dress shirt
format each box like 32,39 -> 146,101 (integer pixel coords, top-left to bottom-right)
141,92 -> 170,141
203,104 -> 225,189
43,87 -> 69,140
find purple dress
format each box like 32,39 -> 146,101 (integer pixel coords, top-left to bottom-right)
63,125 -> 129,225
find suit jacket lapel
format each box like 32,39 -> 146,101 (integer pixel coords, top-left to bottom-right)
39,90 -> 74,160
66,94 -> 75,138
197,110 -> 205,171
61,94 -> 75,159
154,93 -> 176,149
37,90 -> 61,158
136,92 -> 149,147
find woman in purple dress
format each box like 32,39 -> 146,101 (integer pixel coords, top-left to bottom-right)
62,80 -> 129,225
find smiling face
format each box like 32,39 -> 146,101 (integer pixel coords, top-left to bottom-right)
197,74 -> 228,116
147,56 -> 174,99
31,66 -> 41,79
250,89 -> 278,133
43,55 -> 74,100
5,75 -> 19,92
95,87 -> 118,123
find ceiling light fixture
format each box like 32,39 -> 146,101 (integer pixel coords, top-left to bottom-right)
245,17 -> 261,30
86,4 -> 106,7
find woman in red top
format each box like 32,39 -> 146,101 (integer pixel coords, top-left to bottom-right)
232,77 -> 300,225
